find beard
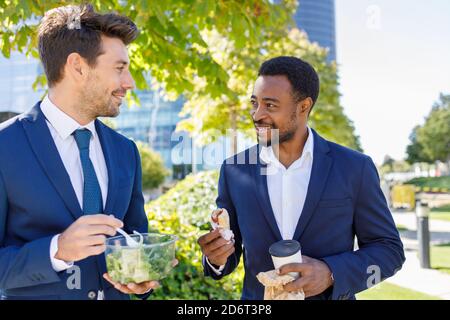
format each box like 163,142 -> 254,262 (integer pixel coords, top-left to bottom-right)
255,109 -> 298,147
257,127 -> 297,147
80,73 -> 124,119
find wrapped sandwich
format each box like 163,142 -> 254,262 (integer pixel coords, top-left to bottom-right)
211,208 -> 234,241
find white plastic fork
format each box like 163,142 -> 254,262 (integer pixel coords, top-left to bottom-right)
115,228 -> 140,247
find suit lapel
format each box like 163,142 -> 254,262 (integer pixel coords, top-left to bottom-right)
293,129 -> 333,240
252,147 -> 283,241
95,121 -> 121,277
22,102 -> 83,220
95,120 -> 119,216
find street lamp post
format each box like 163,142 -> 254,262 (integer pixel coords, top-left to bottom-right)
416,201 -> 431,269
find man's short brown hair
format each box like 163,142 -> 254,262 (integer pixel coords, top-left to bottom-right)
38,4 -> 138,87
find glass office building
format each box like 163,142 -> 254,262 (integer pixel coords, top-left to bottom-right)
294,0 -> 337,62
0,52 -> 45,119
114,92 -> 193,179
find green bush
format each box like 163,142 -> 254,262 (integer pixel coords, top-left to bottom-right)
145,170 -> 244,299
136,142 -> 169,190
432,204 -> 450,212
405,176 -> 450,192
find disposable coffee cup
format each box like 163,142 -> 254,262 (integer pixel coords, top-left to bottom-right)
269,240 -> 302,278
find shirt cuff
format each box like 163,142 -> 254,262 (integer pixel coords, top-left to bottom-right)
142,288 -> 153,294
50,234 -> 74,272
204,256 -> 225,276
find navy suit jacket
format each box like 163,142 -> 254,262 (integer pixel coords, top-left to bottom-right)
204,129 -> 405,300
0,102 -> 150,300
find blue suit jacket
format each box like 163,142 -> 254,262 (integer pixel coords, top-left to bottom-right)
0,102 -> 150,300
204,129 -> 405,300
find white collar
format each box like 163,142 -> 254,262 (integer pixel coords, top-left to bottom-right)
40,95 -> 97,140
260,126 -> 314,169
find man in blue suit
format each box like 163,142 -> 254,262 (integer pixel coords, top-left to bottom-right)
0,4 -> 166,300
198,56 -> 405,300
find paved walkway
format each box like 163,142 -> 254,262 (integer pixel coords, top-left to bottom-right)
384,211 -> 450,299
393,211 -> 450,248
393,211 -> 450,233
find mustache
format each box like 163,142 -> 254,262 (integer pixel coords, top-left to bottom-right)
112,89 -> 127,96
253,121 -> 277,129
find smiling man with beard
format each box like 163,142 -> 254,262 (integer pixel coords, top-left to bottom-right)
0,4 -> 176,300
198,56 -> 405,300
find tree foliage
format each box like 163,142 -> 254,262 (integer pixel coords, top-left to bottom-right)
0,0 -> 295,97
0,0 -> 361,150
177,28 -> 362,151
380,155 -> 412,175
136,141 -> 169,190
406,94 -> 450,164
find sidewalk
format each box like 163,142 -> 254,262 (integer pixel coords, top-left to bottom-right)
393,211 -> 450,248
393,211 -> 450,234
385,211 -> 450,299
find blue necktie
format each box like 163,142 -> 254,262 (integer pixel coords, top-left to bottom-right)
73,129 -> 103,214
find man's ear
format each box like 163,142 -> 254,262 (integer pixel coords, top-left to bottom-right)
65,53 -> 86,82
298,97 -> 313,115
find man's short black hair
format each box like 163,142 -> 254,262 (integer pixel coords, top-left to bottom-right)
258,56 -> 320,111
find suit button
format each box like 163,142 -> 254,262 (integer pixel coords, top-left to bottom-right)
88,291 -> 97,300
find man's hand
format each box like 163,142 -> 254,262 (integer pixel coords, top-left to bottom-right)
197,229 -> 235,266
278,255 -> 334,298
55,214 -> 123,262
103,259 -> 179,295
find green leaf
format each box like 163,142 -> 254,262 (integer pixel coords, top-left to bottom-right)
0,1 -> 361,150
1,32 -> 11,58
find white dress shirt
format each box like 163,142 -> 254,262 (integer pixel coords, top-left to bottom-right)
260,126 -> 314,240
207,127 -> 314,274
40,95 -> 108,273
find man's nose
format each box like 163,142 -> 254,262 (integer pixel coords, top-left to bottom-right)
122,70 -> 135,90
251,104 -> 267,122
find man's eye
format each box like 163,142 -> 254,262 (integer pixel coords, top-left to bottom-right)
117,67 -> 125,72
267,103 -> 275,108
250,101 -> 257,107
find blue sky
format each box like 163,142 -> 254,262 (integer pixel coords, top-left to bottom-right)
335,0 -> 450,164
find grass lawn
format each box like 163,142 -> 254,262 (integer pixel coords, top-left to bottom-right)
396,224 -> 409,232
356,282 -> 441,300
431,243 -> 450,275
430,205 -> 450,222
430,212 -> 450,222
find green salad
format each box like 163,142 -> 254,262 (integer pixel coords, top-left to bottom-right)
106,234 -> 175,284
